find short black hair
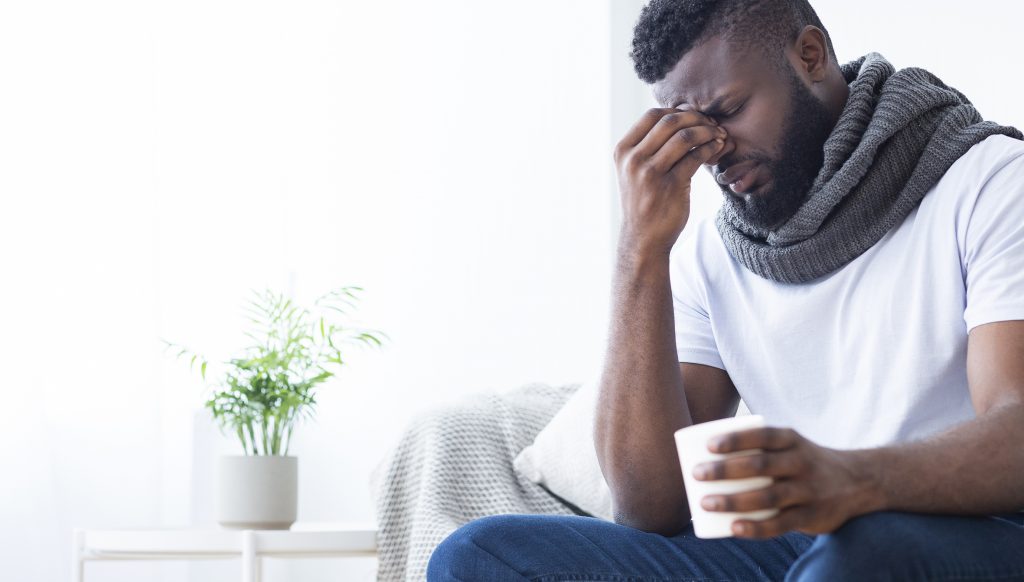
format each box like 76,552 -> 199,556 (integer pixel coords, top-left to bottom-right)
630,0 -> 836,84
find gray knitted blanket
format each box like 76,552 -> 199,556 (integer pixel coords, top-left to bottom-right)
369,382 -> 582,581
717,52 -> 1023,284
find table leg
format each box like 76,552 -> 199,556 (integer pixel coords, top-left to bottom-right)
71,528 -> 84,582
242,530 -> 256,582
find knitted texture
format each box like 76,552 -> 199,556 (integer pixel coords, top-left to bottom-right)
716,52 -> 1023,284
369,381 -> 583,582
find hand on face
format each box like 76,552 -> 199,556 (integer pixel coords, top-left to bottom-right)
613,107 -> 728,257
691,426 -> 880,539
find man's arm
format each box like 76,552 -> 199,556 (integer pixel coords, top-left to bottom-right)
593,107 -> 734,536
688,320 -> 1024,538
595,246 -> 739,535
858,320 -> 1024,514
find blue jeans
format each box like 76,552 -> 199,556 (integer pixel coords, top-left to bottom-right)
427,511 -> 1024,581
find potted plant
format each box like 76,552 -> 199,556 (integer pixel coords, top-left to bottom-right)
166,286 -> 386,529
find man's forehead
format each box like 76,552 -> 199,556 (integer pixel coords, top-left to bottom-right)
654,81 -> 739,110
653,76 -> 742,111
651,36 -> 764,108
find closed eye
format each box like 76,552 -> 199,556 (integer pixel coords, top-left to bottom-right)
724,102 -> 746,118
708,101 -> 746,121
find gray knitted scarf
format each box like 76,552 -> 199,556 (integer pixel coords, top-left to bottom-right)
715,52 -> 1023,284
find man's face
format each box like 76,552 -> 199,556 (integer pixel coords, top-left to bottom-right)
652,35 -> 835,231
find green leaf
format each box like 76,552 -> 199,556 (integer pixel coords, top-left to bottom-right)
166,285 -> 385,442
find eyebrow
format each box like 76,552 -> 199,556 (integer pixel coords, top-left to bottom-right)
671,94 -> 733,116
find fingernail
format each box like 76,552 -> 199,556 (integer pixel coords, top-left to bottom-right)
709,437 -> 726,451
694,465 -> 708,480
702,497 -> 721,510
733,522 -> 748,535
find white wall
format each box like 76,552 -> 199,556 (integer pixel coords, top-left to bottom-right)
0,1 -> 612,580
815,0 -> 1024,130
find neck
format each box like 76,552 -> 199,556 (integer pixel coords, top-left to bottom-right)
823,65 -> 851,132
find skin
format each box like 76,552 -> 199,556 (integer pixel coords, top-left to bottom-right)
594,25 -> 1024,539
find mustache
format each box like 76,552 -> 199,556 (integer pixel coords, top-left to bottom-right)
714,152 -> 774,174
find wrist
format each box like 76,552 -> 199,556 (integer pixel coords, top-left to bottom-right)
615,242 -> 672,282
844,449 -> 890,516
616,231 -> 673,265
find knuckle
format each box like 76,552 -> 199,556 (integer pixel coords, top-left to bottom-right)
645,108 -> 667,122
762,487 -> 779,508
613,143 -> 627,162
792,453 -> 810,473
623,154 -> 641,173
675,127 -> 694,143
796,482 -> 815,503
657,112 -> 680,126
636,164 -> 655,182
752,454 -> 769,472
710,462 -> 726,480
721,433 -> 737,452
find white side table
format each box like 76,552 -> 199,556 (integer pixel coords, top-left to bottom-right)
71,522 -> 378,582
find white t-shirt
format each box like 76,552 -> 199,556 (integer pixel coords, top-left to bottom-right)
669,134 -> 1024,450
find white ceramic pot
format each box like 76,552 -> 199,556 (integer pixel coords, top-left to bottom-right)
216,454 -> 298,530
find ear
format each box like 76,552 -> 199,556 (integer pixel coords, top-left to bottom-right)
791,25 -> 831,82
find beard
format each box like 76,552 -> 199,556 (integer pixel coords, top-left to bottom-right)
720,67 -> 835,232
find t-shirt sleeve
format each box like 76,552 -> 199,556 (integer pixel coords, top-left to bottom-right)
963,150 -> 1024,332
669,226 -> 726,370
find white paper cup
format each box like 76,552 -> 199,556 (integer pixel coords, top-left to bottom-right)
674,415 -> 778,538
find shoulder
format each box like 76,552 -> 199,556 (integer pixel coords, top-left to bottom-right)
955,135 -> 1024,331
944,134 -> 1024,192
923,134 -> 1024,239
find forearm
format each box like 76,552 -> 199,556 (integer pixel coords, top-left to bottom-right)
851,402 -> 1024,516
594,239 -> 693,534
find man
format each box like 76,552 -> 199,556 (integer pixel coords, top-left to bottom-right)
427,0 -> 1024,579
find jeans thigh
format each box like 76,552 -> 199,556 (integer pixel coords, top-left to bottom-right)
786,511 -> 1024,582
427,513 -> 814,582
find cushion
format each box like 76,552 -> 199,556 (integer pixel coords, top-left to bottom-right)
513,376 -> 614,521
514,374 -> 752,523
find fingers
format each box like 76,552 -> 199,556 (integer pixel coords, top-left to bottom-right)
614,108 -> 721,162
614,108 -> 680,160
708,427 -> 801,454
667,137 -> 727,180
634,109 -> 721,159
647,122 -> 723,170
701,480 -> 813,513
732,505 -> 817,539
693,450 -> 808,481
